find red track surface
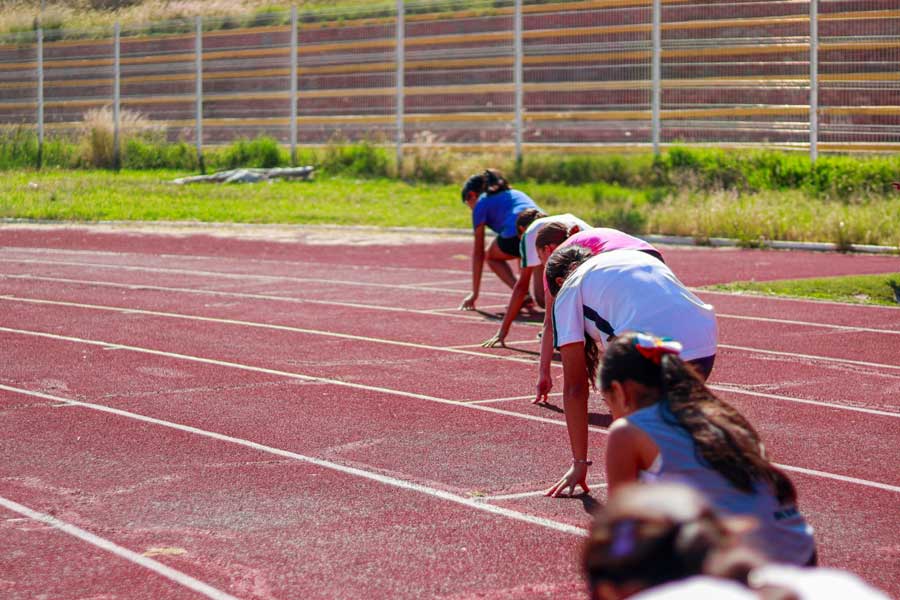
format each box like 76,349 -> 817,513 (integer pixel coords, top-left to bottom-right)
1,226 -> 899,599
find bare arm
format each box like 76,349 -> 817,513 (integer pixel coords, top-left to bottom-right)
560,342 -> 590,462
460,225 -> 486,310
534,293 -> 555,403
546,342 -> 591,497
606,421 -> 653,495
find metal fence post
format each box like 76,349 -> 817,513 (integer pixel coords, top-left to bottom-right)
651,0 -> 661,155
195,15 -> 205,173
809,0 -> 818,162
113,21 -> 121,171
395,0 -> 405,176
513,0 -> 523,166
290,6 -> 298,166
36,26 -> 44,169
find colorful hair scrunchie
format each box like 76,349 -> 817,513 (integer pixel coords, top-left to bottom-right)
633,333 -> 683,365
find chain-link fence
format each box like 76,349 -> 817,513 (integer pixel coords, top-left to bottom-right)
1,0 -> 898,164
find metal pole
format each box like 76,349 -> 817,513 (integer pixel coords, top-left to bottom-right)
289,6 -> 298,166
195,15 -> 205,174
395,0 -> 405,176
809,0 -> 818,163
36,26 -> 44,169
513,0 -> 523,166
113,21 -> 121,171
651,0 -> 661,155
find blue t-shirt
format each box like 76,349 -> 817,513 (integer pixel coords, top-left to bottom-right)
471,189 -> 539,238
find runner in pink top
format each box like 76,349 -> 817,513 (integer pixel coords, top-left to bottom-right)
532,223 -> 664,403
560,227 -> 662,258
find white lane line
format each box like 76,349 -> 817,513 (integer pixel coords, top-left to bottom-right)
468,392 -> 563,404
695,288 -> 900,312
0,325 -> 606,434
408,279 -> 471,287
777,465 -> 900,494
709,385 -> 900,418
0,258 -> 510,298
0,494 -> 239,600
0,274 -> 485,321
428,304 -> 508,314
9,268 -> 900,337
451,338 -> 542,350
476,483 -> 607,503
2,327 -> 899,494
0,244 -> 471,276
4,250 -> 897,316
0,295 -> 540,368
719,344 -> 900,371
3,294 -> 899,417
717,313 -> 900,336
0,384 -> 586,537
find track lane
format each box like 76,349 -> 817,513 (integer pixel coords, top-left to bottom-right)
1,286 -> 897,414
0,388 -> 585,600
3,228 -> 900,596
0,501 -> 226,600
2,319 -> 898,491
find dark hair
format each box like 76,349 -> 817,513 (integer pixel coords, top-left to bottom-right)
584,483 -> 735,593
599,333 -> 798,504
544,245 -> 593,297
515,208 -> 547,233
546,245 -> 602,387
460,168 -> 511,202
535,221 -> 571,251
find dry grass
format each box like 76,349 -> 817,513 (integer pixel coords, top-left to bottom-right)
0,0 -> 398,37
77,105 -> 161,167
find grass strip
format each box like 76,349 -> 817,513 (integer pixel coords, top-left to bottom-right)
708,274 -> 900,307
2,170 -> 900,249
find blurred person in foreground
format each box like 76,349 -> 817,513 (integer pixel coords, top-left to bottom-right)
584,482 -> 890,600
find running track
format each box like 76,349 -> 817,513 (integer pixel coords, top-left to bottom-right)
1,225 -> 898,599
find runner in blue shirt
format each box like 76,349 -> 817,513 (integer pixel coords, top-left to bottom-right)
459,169 -> 541,311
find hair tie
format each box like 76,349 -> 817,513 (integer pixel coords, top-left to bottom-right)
633,333 -> 682,365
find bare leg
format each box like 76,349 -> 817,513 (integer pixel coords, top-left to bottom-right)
486,238 -> 518,289
531,263 -> 546,308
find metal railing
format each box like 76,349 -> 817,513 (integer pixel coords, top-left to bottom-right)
1,0 -> 898,167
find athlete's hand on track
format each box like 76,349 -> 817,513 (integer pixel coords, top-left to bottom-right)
546,462 -> 591,498
481,333 -> 506,348
533,374 -> 553,404
459,293 -> 477,311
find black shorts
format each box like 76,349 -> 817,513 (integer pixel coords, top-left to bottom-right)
496,234 -> 521,258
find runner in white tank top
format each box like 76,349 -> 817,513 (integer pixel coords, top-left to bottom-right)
544,249 -> 718,500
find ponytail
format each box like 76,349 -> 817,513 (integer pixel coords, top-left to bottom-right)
585,335 -> 601,391
483,168 -> 511,194
461,168 -> 512,203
